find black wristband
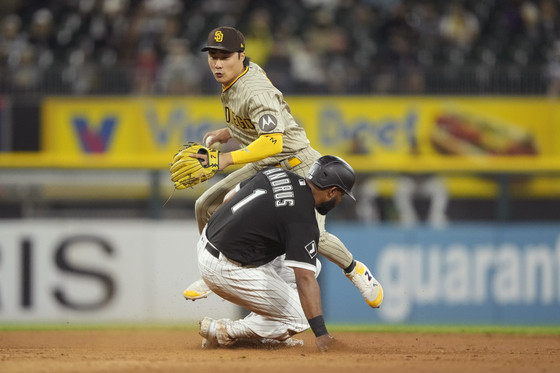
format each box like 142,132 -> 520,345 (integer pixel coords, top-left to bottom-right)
308,315 -> 328,337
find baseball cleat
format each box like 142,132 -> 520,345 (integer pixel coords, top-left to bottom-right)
199,317 -> 219,349
345,260 -> 384,308
184,279 -> 213,301
259,338 -> 304,347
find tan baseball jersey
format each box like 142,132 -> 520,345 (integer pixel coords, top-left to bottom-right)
221,61 -> 311,168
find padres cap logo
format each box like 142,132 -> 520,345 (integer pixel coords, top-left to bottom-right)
201,26 -> 246,52
258,114 -> 277,131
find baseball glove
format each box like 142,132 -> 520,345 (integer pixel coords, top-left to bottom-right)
170,142 -> 220,189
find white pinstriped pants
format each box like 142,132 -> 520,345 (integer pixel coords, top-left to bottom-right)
197,227 -> 321,342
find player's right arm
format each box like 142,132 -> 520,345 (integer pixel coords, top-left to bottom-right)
293,267 -> 334,352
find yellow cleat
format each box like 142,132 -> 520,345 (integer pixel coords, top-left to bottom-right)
183,279 -> 213,301
344,260 -> 383,308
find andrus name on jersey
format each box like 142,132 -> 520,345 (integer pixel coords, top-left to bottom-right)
224,106 -> 255,130
263,168 -> 295,208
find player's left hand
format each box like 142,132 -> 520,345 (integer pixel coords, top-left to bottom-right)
170,142 -> 220,189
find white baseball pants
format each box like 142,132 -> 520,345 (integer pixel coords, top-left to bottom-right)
197,227 -> 321,342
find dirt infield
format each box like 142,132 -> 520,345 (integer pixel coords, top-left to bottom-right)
1,329 -> 559,373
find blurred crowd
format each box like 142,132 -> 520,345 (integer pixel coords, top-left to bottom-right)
0,0 -> 560,95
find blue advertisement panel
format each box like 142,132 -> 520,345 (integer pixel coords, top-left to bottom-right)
321,223 -> 560,325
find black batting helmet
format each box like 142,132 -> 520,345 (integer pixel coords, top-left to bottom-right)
306,155 -> 356,200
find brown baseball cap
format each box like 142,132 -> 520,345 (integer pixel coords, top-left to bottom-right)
201,26 -> 245,52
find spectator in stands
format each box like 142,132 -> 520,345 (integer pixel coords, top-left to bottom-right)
262,35 -> 293,93
157,38 -> 202,95
61,47 -> 98,94
27,9 -> 56,65
520,0 -> 540,41
412,1 -> 442,60
289,36 -> 327,94
306,7 -> 339,57
538,0 -> 560,47
439,1 -> 480,51
337,2 -> 379,73
243,8 -> 274,67
324,27 -> 361,94
377,2 -> 417,55
154,16 -> 182,60
9,45 -> 40,92
143,0 -> 183,16
374,33 -> 425,94
546,40 -> 560,97
0,14 -> 25,67
133,43 -> 158,94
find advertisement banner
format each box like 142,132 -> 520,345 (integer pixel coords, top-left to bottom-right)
1,220 -> 558,325
40,97 -> 226,167
0,220 -> 238,323
289,97 -> 555,157
1,96 -> 559,174
322,223 -> 560,325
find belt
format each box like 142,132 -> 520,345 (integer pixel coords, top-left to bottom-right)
205,242 -> 255,268
274,156 -> 302,170
205,242 -> 220,259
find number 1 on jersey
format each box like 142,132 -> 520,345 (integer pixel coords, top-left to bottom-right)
231,189 -> 267,214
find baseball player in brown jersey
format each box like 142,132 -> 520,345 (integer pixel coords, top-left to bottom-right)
185,26 -> 383,309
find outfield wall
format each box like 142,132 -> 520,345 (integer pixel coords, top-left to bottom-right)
1,220 -> 558,325
323,223 -> 560,325
0,220 -> 238,324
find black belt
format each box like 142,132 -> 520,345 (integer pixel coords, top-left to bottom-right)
205,243 -> 220,259
205,242 -> 255,268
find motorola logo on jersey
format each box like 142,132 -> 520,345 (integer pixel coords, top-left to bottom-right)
258,114 -> 277,131
305,241 -> 317,259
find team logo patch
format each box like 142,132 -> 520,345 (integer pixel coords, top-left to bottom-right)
305,241 -> 318,259
258,114 -> 277,131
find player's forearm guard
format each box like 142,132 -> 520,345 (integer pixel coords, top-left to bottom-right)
230,133 -> 283,164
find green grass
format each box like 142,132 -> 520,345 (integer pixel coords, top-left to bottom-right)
1,323 -> 559,335
328,324 -> 560,335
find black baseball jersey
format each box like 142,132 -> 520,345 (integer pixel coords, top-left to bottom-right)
206,167 -> 319,271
